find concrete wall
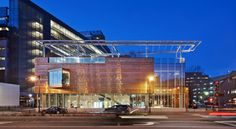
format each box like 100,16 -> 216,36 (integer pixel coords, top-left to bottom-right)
0,83 -> 20,106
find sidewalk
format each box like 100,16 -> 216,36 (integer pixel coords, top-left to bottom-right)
0,111 -> 118,117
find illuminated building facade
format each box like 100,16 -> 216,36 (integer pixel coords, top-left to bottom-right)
213,71 -> 236,107
185,72 -> 214,107
35,57 -> 154,108
1,0 -> 105,92
33,40 -> 200,109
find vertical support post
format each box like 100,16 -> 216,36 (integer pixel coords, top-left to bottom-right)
48,93 -> 51,108
77,44 -> 80,56
145,45 -> 148,58
111,44 -> 114,58
38,76 -> 41,113
43,45 -> 46,57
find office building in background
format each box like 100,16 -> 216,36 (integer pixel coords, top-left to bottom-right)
185,72 -> 214,107
0,0 -> 105,93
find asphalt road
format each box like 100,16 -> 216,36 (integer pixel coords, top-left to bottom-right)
0,112 -> 235,129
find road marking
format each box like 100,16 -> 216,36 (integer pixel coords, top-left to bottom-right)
160,121 -> 213,123
215,121 -> 236,127
192,114 -> 217,118
0,122 -> 12,125
133,122 -> 155,126
119,115 -> 168,119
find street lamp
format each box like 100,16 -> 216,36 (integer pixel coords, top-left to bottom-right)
29,75 -> 41,113
148,75 -> 154,114
149,76 -> 154,82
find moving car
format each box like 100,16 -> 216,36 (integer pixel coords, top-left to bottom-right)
104,105 -> 132,115
42,106 -> 68,114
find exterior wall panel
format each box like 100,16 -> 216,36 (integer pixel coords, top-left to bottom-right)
35,57 -> 154,94
0,83 -> 20,106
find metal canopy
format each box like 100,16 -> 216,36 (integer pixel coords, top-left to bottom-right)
37,40 -> 201,58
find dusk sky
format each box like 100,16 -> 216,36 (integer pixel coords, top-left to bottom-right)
1,0 -> 236,77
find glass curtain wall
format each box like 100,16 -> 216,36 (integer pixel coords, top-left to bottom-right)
154,58 -> 185,108
8,0 -> 43,89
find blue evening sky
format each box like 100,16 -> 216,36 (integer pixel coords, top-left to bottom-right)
1,0 -> 236,77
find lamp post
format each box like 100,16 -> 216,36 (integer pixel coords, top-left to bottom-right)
29,75 -> 41,113
148,76 -> 154,114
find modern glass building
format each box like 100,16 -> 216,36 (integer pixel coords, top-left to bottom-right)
0,0 -> 105,92
33,40 -> 200,109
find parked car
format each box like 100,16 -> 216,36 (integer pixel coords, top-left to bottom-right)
104,105 -> 132,115
42,106 -> 68,114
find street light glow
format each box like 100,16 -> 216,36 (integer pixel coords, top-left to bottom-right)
29,75 -> 38,82
148,76 -> 154,81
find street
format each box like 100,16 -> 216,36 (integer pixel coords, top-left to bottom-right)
0,112 -> 235,129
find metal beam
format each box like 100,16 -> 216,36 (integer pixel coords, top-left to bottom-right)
38,40 -> 201,57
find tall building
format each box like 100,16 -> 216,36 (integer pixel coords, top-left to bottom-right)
0,0 -> 104,92
185,72 -> 214,107
213,71 -> 236,107
0,7 -> 9,82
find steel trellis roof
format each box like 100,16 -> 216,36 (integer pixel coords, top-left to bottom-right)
37,40 -> 201,57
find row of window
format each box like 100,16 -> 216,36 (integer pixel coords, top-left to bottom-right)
31,21 -> 43,30
224,90 -> 236,95
186,77 -> 208,80
49,57 -> 106,64
192,87 -> 213,91
50,20 -> 82,40
0,47 -> 6,51
0,57 -> 5,60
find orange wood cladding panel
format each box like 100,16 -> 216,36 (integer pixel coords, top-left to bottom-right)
35,57 -> 154,94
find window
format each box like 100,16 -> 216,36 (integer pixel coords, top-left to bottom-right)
0,57 -> 5,60
49,57 -> 106,64
48,68 -> 70,88
49,68 -> 62,87
0,47 -> 5,51
50,20 -> 82,40
62,70 -> 70,86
